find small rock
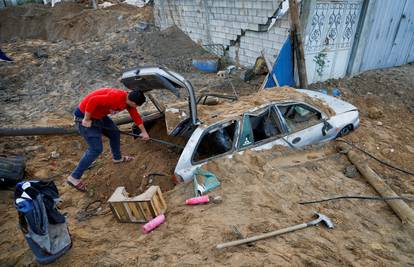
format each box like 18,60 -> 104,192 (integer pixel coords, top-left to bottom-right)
34,169 -> 49,178
34,48 -> 48,59
70,140 -> 82,149
240,69 -> 255,82
24,145 -> 44,152
50,151 -> 60,159
390,149 -> 394,153
150,255 -> 159,261
376,121 -> 383,126
343,165 -> 358,178
137,21 -> 149,32
212,195 -> 223,204
367,107 -> 383,119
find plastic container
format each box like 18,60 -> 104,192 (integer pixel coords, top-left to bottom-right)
142,214 -> 165,234
192,59 -> 219,73
185,195 -> 210,205
332,88 -> 341,97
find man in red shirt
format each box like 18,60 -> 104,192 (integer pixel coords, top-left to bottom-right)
67,88 -> 150,192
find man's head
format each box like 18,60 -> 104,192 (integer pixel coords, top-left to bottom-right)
127,90 -> 146,107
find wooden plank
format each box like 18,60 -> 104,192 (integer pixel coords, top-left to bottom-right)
289,0 -> 308,88
338,143 -> 414,225
260,50 -> 279,87
149,200 -> 159,217
139,202 -> 154,220
113,203 -> 129,222
151,196 -> 162,215
123,203 -> 135,222
109,204 -> 122,222
128,203 -> 144,222
137,202 -> 151,221
156,187 -> 167,211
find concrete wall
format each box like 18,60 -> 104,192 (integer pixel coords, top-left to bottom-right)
154,0 -> 290,67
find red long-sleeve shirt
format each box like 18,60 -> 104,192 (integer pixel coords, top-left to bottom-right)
79,88 -> 143,126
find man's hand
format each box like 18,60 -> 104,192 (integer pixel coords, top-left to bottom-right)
82,118 -> 92,128
139,131 -> 150,141
138,124 -> 150,141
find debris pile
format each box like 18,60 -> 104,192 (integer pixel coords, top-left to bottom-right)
0,2 -> 413,267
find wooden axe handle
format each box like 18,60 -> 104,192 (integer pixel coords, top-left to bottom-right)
216,222 -> 308,249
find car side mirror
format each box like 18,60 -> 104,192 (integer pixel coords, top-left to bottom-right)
322,120 -> 333,136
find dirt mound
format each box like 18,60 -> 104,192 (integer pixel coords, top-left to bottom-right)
138,26 -> 217,72
309,63 -> 414,112
1,133 -> 413,265
197,86 -> 335,124
0,3 -> 152,42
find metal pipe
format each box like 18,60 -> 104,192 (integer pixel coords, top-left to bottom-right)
0,111 -> 163,137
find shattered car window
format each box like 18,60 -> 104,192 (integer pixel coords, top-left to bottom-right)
239,106 -> 283,148
278,104 -> 322,132
193,121 -> 237,162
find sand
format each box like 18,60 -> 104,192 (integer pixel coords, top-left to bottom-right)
1,65 -> 414,265
0,2 -> 413,266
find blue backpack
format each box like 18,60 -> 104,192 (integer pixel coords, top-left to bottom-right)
15,180 -> 72,264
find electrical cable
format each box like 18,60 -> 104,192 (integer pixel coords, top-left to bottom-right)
336,138 -> 414,176
299,195 -> 414,205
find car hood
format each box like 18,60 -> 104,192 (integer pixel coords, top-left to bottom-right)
298,89 -> 358,114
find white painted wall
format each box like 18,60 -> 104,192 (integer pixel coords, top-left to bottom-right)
154,0 -> 290,67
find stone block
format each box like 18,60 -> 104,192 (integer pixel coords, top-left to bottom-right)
237,8 -> 246,17
247,23 -> 259,31
281,18 -> 290,29
261,1 -> 273,10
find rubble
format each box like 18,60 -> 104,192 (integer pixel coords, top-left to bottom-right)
0,2 -> 413,266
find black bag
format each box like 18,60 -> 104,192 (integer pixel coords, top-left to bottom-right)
0,155 -> 26,189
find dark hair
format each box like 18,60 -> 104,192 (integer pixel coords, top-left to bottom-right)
128,90 -> 146,106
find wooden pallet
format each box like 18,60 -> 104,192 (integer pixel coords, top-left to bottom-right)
108,186 -> 167,223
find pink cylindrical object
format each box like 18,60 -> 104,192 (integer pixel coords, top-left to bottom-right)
142,214 -> 165,234
185,195 -> 210,205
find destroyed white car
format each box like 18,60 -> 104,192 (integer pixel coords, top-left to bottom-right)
121,66 -> 359,183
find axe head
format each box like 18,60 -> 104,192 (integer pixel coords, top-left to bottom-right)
314,213 -> 334,229
307,213 -> 334,228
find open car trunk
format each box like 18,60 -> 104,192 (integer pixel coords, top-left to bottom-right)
121,66 -> 199,138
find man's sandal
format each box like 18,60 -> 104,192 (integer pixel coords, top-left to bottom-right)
113,155 -> 134,164
67,180 -> 87,192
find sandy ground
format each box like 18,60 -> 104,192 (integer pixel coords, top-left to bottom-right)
1,64 -> 414,266
1,3 -> 414,267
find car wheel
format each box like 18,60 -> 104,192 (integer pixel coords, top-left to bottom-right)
337,124 -> 353,138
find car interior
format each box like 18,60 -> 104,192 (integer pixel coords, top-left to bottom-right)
193,121 -> 237,162
278,104 -> 322,132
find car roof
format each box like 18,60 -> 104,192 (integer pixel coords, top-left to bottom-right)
196,87 -> 336,125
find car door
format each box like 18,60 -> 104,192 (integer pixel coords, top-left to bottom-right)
237,105 -> 288,151
174,119 -> 240,182
276,102 -> 334,147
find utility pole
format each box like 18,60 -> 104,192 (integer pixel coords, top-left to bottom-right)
288,0 -> 308,88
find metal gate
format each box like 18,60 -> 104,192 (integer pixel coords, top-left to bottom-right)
303,0 -> 363,83
348,0 -> 414,75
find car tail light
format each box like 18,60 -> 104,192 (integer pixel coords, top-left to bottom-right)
171,175 -> 183,185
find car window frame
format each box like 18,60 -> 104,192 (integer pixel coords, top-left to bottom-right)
190,119 -> 240,165
276,101 -> 327,134
237,104 -> 287,151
